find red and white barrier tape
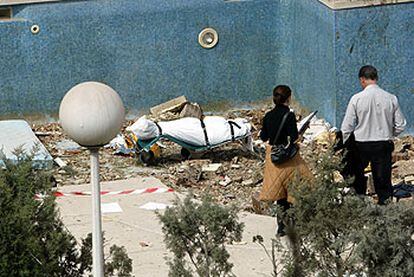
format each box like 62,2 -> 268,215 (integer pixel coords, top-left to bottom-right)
36,187 -> 174,198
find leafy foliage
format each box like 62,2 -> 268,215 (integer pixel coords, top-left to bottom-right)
355,202 -> 414,277
256,148 -> 414,277
0,152 -> 133,276
253,235 -> 290,277
106,244 -> 134,276
81,233 -> 134,277
286,150 -> 368,276
158,193 -> 244,277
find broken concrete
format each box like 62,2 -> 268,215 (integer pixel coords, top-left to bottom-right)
179,102 -> 203,119
54,157 -> 67,168
0,120 -> 53,168
30,100 -> 414,211
55,139 -> 81,151
202,163 -> 222,172
150,96 -> 187,116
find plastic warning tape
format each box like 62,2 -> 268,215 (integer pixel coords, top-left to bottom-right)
36,187 -> 174,198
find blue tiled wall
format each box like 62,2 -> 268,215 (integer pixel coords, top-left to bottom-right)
0,0 -> 279,115
276,0 -> 414,130
0,0 -> 413,132
276,0 -> 336,124
334,3 -> 414,133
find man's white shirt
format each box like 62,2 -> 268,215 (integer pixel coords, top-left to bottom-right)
341,84 -> 406,142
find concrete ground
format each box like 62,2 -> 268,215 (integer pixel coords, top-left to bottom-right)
57,177 -> 279,276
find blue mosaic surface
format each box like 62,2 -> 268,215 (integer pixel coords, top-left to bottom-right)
276,0 -> 336,124
0,0 -> 279,114
0,0 -> 413,132
334,3 -> 414,133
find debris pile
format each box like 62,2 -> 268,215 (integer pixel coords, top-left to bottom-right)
392,135 -> 414,189
33,122 -> 157,185
30,99 -> 271,210
27,97 -> 414,208
155,151 -> 264,209
0,120 -> 53,169
147,95 -> 203,121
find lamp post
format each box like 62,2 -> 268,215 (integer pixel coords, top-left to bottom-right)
59,82 -> 125,277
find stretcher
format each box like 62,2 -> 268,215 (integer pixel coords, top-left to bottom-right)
127,111 -> 317,165
131,132 -> 252,165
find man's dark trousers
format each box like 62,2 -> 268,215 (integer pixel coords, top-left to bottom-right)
354,141 -> 394,204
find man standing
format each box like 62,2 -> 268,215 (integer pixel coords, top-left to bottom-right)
341,65 -> 406,204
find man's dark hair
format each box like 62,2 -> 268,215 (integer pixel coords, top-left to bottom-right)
273,85 -> 292,105
359,65 -> 378,81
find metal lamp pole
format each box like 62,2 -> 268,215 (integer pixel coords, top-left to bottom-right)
90,147 -> 104,277
59,82 -> 125,277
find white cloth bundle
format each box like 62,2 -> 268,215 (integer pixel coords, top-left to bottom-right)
127,116 -> 252,147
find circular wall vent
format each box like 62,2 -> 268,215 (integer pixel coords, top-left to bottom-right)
198,27 -> 218,49
31,24 -> 40,34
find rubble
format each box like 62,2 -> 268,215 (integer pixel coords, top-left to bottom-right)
26,100 -> 328,211
150,95 -> 187,115
404,175 -> 414,184
0,120 -> 53,169
301,116 -> 337,146
241,179 -> 255,187
202,163 -> 222,172
366,173 -> 375,195
392,135 -> 414,186
180,102 -> 203,119
55,139 -> 81,151
393,135 -> 414,162
54,157 -> 67,168
219,176 -> 232,187
33,121 -> 147,186
27,97 -> 414,211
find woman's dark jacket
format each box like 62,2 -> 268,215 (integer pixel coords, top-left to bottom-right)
260,104 -> 298,145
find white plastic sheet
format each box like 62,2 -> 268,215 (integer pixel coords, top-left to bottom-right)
126,116 -> 159,140
127,116 -> 251,147
302,117 -> 332,144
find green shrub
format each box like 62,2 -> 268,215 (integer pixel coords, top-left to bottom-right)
0,153 -> 132,276
256,148 -> 414,277
355,202 -> 414,277
286,150 -> 368,276
158,193 -> 244,277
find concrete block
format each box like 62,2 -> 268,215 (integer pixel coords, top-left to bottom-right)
150,96 -> 187,116
0,120 -> 53,168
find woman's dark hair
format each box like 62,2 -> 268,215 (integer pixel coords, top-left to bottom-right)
273,85 -> 292,105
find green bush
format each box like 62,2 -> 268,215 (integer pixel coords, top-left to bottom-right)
0,153 -> 132,276
256,148 -> 414,277
355,202 -> 414,277
158,193 -> 244,277
286,150 -> 368,276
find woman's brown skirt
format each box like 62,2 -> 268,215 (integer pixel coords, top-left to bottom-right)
259,145 -> 313,203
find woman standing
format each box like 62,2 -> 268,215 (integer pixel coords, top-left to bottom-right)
259,85 -> 313,236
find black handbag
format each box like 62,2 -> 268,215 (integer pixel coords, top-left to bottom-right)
270,111 -> 298,164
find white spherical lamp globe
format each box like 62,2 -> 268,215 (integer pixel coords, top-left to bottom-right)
59,82 -> 125,147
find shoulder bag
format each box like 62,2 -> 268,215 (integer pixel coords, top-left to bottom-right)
270,111 -> 298,164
